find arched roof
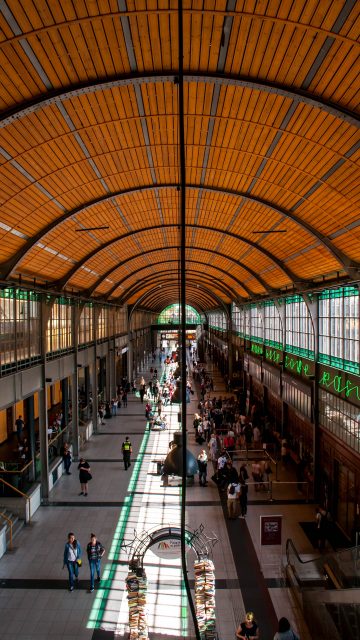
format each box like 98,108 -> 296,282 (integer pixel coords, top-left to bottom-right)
0,1 -> 359,312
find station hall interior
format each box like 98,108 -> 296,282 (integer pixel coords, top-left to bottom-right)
0,1 -> 360,640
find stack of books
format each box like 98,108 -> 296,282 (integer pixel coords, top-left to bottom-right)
126,570 -> 148,640
194,558 -> 216,636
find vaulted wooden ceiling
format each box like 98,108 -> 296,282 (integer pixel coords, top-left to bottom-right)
0,0 -> 359,312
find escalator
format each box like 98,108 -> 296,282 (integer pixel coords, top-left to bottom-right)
286,539 -> 360,640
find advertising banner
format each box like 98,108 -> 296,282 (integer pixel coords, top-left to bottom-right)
150,537 -> 191,559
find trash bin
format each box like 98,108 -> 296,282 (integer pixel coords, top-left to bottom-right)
156,461 -> 163,475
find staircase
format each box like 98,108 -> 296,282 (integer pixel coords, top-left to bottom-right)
0,507 -> 25,554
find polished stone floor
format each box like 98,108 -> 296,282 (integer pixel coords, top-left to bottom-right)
0,355 -> 315,640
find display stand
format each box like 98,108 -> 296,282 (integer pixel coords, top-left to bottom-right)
122,525 -> 218,639
194,557 -> 216,637
126,565 -> 148,640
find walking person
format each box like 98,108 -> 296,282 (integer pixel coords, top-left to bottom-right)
236,612 -> 259,640
197,449 -> 208,487
63,532 -> 82,591
239,479 -> 248,517
122,389 -> 128,407
15,415 -> 24,442
86,533 -> 105,593
227,480 -> 241,519
61,442 -> 72,475
122,436 -> 132,470
78,457 -> 92,496
315,506 -> 328,550
273,617 -> 299,640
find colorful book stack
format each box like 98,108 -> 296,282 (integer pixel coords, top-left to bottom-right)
194,558 -> 216,636
137,573 -> 148,640
126,570 -> 148,640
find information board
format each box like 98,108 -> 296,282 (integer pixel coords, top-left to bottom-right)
260,515 -> 282,546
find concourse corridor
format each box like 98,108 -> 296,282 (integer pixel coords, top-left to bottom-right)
0,353 -> 314,640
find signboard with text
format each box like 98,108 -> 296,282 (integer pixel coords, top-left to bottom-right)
260,515 -> 282,546
149,537 -> 191,559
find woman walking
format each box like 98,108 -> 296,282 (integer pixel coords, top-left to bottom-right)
236,611 -> 259,640
63,532 -> 82,591
86,533 -> 105,593
78,457 -> 92,496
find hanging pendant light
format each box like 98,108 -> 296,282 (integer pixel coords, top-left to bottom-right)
163,431 -> 198,476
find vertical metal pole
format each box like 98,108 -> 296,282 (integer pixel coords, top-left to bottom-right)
71,371 -> 79,460
178,2 -> 200,639
39,387 -> 49,503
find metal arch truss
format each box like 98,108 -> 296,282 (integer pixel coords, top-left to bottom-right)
0,72 -> 358,130
2,184 -> 357,285
120,524 -> 218,569
49,222 -> 300,290
128,282 -> 232,321
103,257 -> 263,300
86,246 -> 273,298
116,270 -> 241,307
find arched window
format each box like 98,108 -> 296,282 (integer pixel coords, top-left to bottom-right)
157,304 -> 201,325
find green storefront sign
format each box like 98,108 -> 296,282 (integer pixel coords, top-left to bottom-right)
264,346 -> 282,366
318,364 -> 360,407
250,342 -> 263,356
284,353 -> 315,379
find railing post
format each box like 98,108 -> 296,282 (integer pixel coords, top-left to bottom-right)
268,480 -> 273,502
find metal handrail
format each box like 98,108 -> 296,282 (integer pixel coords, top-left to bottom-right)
286,537 -> 357,566
0,510 -> 13,549
0,477 -> 31,524
0,460 -> 32,474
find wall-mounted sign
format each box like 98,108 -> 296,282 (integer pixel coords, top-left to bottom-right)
318,364 -> 360,407
121,347 -> 128,354
251,342 -> 263,356
265,347 -> 283,366
284,353 -> 315,379
149,537 -> 191,559
260,515 -> 282,546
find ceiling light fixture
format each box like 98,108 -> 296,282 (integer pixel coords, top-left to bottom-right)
252,229 -> 287,234
75,226 -> 110,232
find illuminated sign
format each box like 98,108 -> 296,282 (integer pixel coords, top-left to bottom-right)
251,343 -> 263,356
319,367 -> 360,406
265,347 -> 282,365
284,354 -> 314,378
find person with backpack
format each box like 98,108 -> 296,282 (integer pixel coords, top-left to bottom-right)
86,533 -> 105,593
227,479 -> 241,519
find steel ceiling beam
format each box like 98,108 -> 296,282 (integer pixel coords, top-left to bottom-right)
103,258 -> 251,300
2,183 -> 355,282
45,222 -> 300,289
86,247 -> 271,298
128,281 -> 230,321
0,73 -> 358,130
115,269 -> 240,306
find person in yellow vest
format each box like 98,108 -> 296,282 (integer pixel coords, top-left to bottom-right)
122,437 -> 132,470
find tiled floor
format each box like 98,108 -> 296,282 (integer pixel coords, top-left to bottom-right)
0,355 -> 315,640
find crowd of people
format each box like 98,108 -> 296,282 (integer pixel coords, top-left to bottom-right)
190,362 -> 301,638
57,346 -> 301,638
